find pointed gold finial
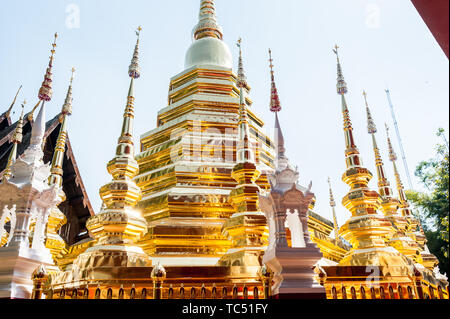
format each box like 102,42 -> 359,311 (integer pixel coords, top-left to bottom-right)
38,33 -> 58,102
236,37 -> 247,89
5,85 -> 22,117
3,100 -> 26,181
129,27 -> 141,79
327,177 -> 336,208
61,67 -> 76,118
363,90 -> 368,105
269,48 -> 274,73
334,44 -> 347,95
70,67 -> 76,84
386,123 -> 397,162
364,90 -> 377,134
333,44 -> 340,60
269,49 -> 281,113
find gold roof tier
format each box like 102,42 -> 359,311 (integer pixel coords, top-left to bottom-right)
135,31 -> 274,262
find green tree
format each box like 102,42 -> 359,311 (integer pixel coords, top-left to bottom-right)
406,128 -> 449,275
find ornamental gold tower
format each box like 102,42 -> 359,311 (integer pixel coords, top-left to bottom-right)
135,0 -> 274,265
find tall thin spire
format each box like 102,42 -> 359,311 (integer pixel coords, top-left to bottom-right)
236,38 -> 248,89
38,33 -> 58,102
129,26 -> 141,79
49,68 -> 75,187
236,38 -> 252,164
28,33 -> 57,122
5,85 -> 22,118
268,49 -> 286,163
386,124 -> 411,216
193,0 -> 223,40
333,45 -> 363,171
328,177 -> 339,239
60,67 -> 75,119
99,27 -> 143,212
77,28 -> 149,271
268,49 -> 281,113
2,101 -> 25,181
363,90 -> 395,200
220,39 -> 267,267
330,46 -> 402,270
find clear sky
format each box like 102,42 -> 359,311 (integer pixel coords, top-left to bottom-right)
0,0 -> 448,226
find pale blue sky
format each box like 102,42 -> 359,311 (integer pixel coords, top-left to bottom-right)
0,0 -> 448,226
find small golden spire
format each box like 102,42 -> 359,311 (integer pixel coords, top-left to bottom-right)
333,44 -> 347,95
5,85 -> 22,118
269,49 -> 281,113
236,37 -> 248,89
2,100 -> 26,181
364,90 -> 377,134
61,67 -> 76,119
38,33 -> 58,102
128,27 -> 141,79
48,120 -> 68,187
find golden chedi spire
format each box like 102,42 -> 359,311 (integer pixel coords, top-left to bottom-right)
45,69 -> 77,261
2,101 -> 25,181
364,91 -> 420,261
49,68 -> 75,188
219,38 -> 268,267
86,27 -> 148,258
385,124 -> 438,269
193,0 -> 223,40
332,46 -> 409,269
385,124 -> 414,219
28,33 -> 58,122
364,91 -> 396,201
49,29 -> 150,293
4,85 -> 22,119
59,67 -> 75,121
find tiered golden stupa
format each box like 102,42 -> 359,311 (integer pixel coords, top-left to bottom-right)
318,46 -> 448,300
1,0 -> 448,300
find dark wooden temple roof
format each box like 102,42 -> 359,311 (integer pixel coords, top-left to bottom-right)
0,111 -> 94,245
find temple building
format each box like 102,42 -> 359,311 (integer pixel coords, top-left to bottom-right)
0,0 -> 448,300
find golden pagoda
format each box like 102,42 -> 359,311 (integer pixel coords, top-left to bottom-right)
321,46 -> 419,299
0,0 -> 448,301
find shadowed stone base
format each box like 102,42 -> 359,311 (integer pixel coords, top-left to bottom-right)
0,246 -> 56,299
263,246 -> 326,299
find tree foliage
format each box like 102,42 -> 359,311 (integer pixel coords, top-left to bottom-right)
406,128 -> 449,274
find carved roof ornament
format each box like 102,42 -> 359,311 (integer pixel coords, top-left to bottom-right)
4,85 -> 22,119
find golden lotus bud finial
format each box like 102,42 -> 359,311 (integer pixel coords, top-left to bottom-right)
51,33 -> 58,56
333,44 -> 340,56
363,90 -> 369,106
70,67 -> 76,84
